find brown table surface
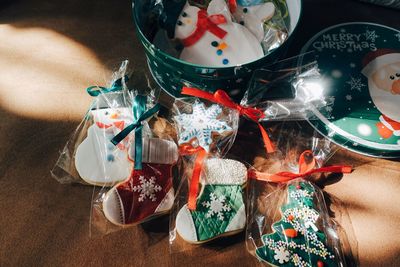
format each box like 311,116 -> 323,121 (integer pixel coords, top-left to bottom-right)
0,0 -> 399,266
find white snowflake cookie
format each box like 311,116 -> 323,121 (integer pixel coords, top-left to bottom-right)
174,101 -> 233,152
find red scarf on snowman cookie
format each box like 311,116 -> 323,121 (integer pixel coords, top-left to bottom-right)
181,9 -> 228,47
181,0 -> 238,47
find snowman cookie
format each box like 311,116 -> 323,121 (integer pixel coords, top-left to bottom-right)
233,0 -> 276,42
103,138 -> 178,226
176,158 -> 247,243
161,0 -> 264,67
361,49 -> 400,139
75,108 -> 134,186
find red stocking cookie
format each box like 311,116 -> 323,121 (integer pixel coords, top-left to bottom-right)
103,138 -> 178,225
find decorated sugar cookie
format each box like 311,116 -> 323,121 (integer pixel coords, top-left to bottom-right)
233,0 -> 276,42
176,158 -> 247,243
160,0 -> 264,67
74,108 -> 133,186
103,138 -> 178,226
255,181 -> 337,267
174,101 -> 232,153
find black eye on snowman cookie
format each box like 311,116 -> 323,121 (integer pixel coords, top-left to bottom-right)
389,73 -> 400,80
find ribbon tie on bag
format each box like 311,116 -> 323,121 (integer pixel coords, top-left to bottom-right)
249,150 -> 352,183
181,9 -> 227,47
182,87 -> 275,153
179,145 -> 208,211
111,95 -> 161,170
86,75 -> 128,96
228,0 -> 237,13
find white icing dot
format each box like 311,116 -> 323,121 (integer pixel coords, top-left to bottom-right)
331,70 -> 342,78
230,89 -> 241,96
357,123 -> 372,136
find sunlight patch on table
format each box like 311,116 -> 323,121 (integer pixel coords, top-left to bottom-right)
0,25 -> 111,121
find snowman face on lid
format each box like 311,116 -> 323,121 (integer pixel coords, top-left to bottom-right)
174,3 -> 200,40
371,62 -> 400,95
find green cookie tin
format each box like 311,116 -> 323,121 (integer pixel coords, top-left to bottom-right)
300,22 -> 400,158
132,0 -> 302,98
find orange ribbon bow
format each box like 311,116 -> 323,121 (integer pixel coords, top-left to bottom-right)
248,150 -> 352,183
228,0 -> 237,13
179,145 -> 208,211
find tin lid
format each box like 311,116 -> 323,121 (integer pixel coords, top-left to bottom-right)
300,22 -> 400,158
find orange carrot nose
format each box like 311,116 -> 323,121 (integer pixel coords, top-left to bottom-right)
110,113 -> 119,119
391,80 -> 400,95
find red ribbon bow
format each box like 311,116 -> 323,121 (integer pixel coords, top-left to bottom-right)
179,145 -> 208,211
182,87 -> 275,153
248,150 -> 353,183
228,0 -> 237,13
181,9 -> 227,47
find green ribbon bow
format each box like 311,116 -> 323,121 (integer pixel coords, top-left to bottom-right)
111,95 -> 161,170
86,75 -> 128,96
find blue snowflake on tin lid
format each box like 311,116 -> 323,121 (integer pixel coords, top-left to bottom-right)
174,101 -> 232,152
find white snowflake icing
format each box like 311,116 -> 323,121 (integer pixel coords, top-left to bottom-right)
174,101 -> 231,152
346,94 -> 352,101
325,106 -> 333,112
365,29 -> 379,42
202,193 -> 231,221
274,247 -> 290,264
395,32 -> 400,42
131,176 -> 162,202
346,76 -> 366,92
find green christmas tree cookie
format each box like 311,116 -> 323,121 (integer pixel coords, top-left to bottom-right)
255,180 -> 338,267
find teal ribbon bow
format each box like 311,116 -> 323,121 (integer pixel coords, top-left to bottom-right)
86,75 -> 129,96
111,95 -> 161,170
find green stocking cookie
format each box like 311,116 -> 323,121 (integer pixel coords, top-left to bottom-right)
176,158 -> 247,244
